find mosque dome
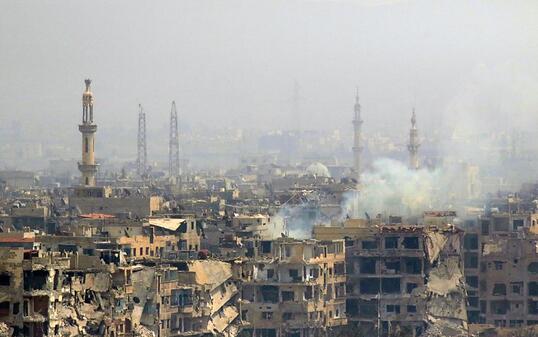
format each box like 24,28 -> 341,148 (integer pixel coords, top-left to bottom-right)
306,162 -> 331,178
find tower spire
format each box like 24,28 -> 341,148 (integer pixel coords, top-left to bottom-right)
408,107 -> 420,170
137,104 -> 147,177
169,101 -> 180,178
78,79 -> 98,186
352,88 -> 363,184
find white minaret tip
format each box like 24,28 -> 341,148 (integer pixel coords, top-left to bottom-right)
352,89 -> 363,185
408,107 -> 420,170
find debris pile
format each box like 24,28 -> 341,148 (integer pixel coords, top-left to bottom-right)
421,228 -> 468,337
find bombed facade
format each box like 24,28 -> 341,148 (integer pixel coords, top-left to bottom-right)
2,75 -> 538,337
463,208 -> 538,328
313,220 -> 467,337
237,238 -> 347,337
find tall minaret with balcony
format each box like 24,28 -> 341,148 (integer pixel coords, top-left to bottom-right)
408,108 -> 420,170
352,90 -> 363,184
78,79 -> 98,186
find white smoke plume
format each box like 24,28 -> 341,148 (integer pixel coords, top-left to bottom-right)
342,158 -> 462,219
271,205 -> 323,239
269,158 -> 475,239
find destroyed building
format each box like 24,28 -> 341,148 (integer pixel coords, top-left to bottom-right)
236,238 -> 347,337
231,214 -> 272,240
0,246 -> 121,337
69,186 -> 162,218
313,219 -> 467,337
463,210 -> 538,327
0,243 -> 241,337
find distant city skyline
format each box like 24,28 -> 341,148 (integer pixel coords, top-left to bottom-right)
1,1 -> 537,140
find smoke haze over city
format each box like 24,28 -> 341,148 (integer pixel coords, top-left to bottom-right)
1,1 -> 537,138
3,2 -> 538,337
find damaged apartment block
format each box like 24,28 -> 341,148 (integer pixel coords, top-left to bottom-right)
0,246 -> 120,337
0,232 -> 241,337
463,212 -> 538,328
344,224 -> 467,337
235,238 -> 347,337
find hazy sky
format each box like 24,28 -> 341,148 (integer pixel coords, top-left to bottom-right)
1,0 -> 537,139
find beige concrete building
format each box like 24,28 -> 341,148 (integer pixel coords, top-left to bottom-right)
313,220 -> 467,337
232,214 -> 273,240
69,186 -> 162,218
464,212 -> 538,327
237,238 -> 347,337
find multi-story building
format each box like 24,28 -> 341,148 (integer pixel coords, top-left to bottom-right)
174,260 -> 240,336
463,211 -> 538,327
314,220 -> 467,337
231,214 -> 272,240
236,238 -> 347,337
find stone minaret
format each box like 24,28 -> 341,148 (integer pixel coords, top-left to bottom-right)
352,90 -> 363,184
78,79 -> 98,186
408,108 -> 420,170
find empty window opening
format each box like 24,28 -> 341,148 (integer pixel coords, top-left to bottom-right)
362,240 -> 377,250
490,300 -> 509,315
468,297 -> 479,307
382,278 -> 400,294
334,262 -> 345,275
385,237 -> 398,249
0,274 -> 10,286
360,258 -> 376,274
360,279 -> 380,295
402,237 -> 419,249
304,286 -> 313,300
513,219 -> 524,230
528,262 -> 538,274
529,300 -> 538,315
171,289 -> 193,307
511,282 -> 523,295
481,220 -> 490,235
464,253 -> 479,269
466,276 -> 478,289
358,300 -> 378,318
256,329 -> 276,337
12,302 -> 19,315
464,234 -> 479,250
406,283 -> 418,294
404,258 -> 422,274
0,302 -> 9,317
260,286 -> 279,303
529,282 -> 538,296
493,283 -> 507,296
346,299 -> 358,316
24,270 -> 48,291
288,269 -> 300,281
384,260 -> 401,273
281,291 -> 294,302
33,296 -> 49,316
386,305 -> 400,313
261,241 -> 272,254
